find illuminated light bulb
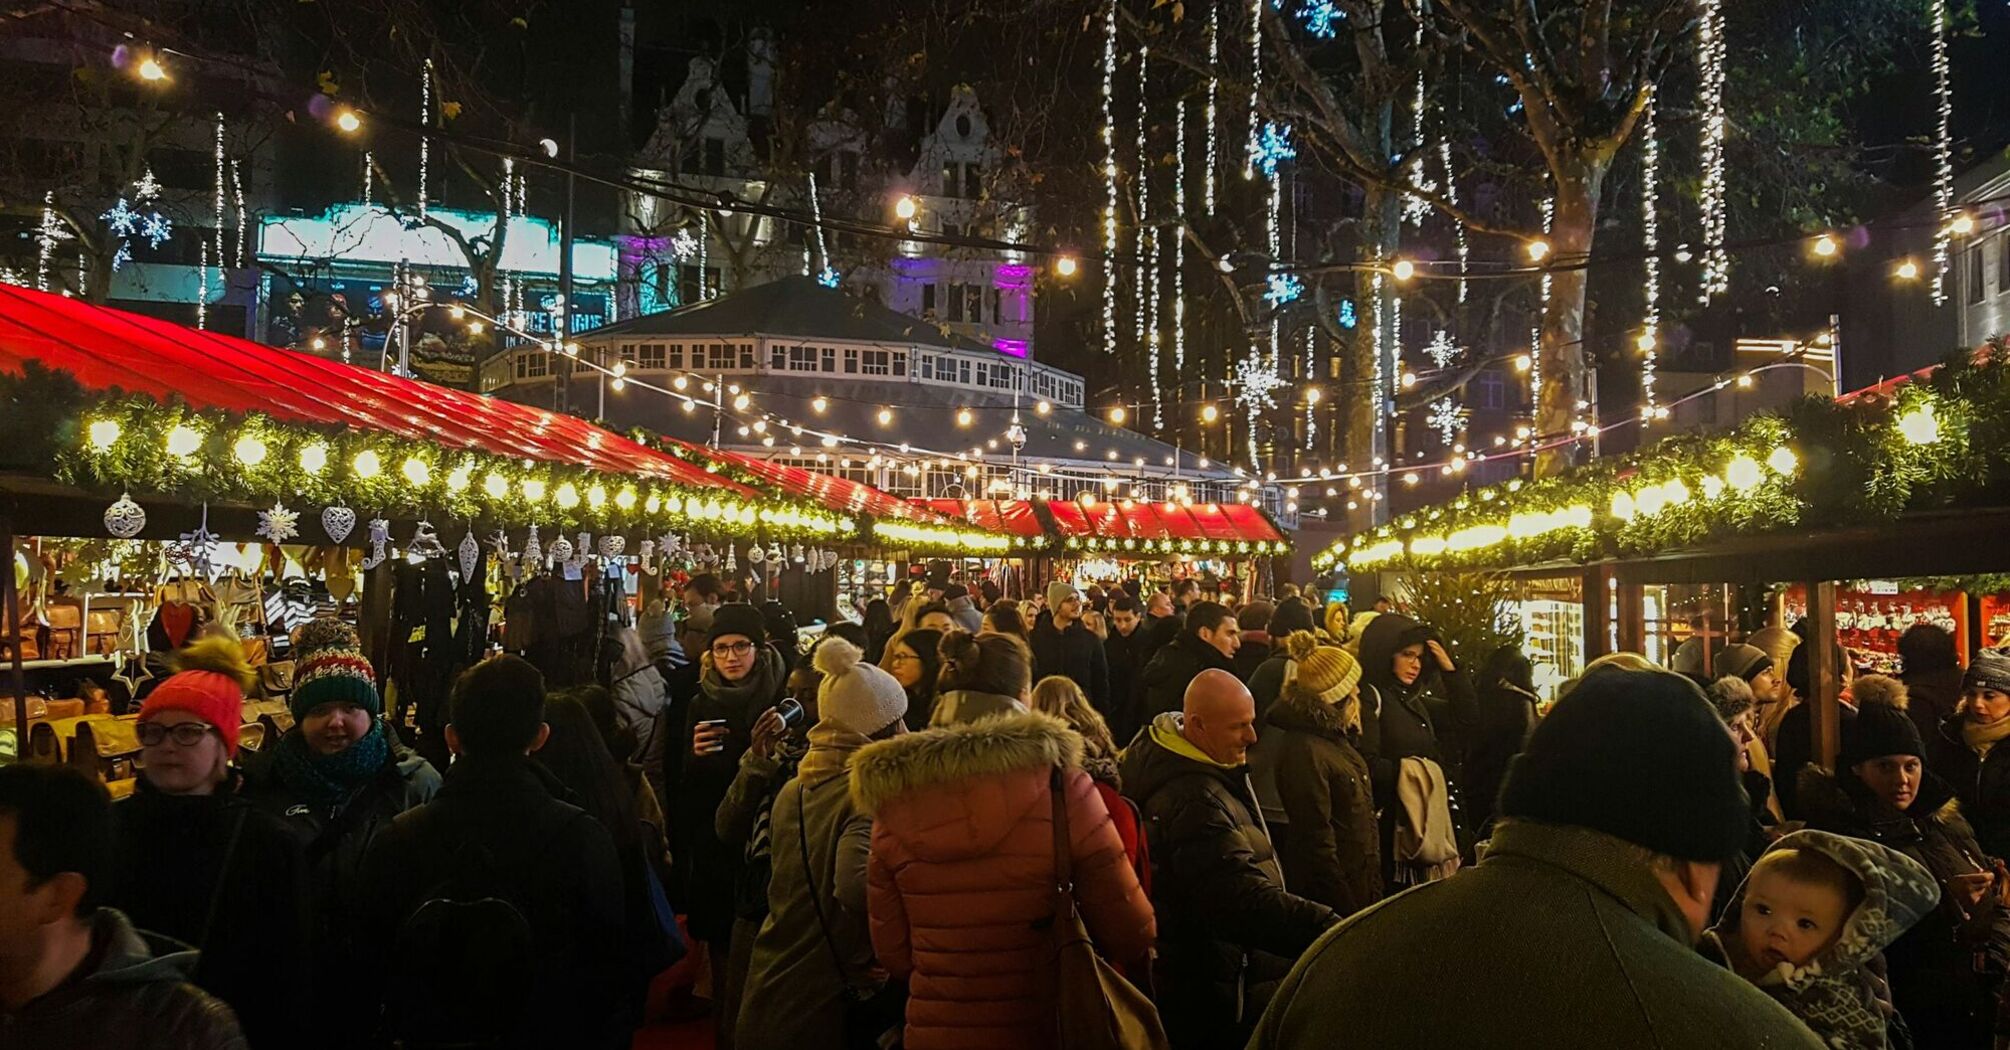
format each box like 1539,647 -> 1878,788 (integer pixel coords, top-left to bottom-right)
521,478 -> 546,502
554,482 -> 581,509
467,320 -> 485,335
1054,256 -> 1079,277
1636,332 -> 1657,353
1035,400 -> 1051,416
752,419 -> 767,433
1736,374 -> 1755,389
1811,233 -> 1839,258
165,424 -> 202,459
1304,386 -> 1323,404
401,457 -> 430,486
352,450 -> 382,478
310,336 -> 326,350
611,361 -> 628,378
956,408 -> 974,427
231,434 -> 267,467
1724,453 -> 1764,491
680,400 -> 696,414
1200,404 -> 1219,424
1895,259 -> 1921,281
1898,404 -> 1940,445
672,375 -> 688,391
587,484 -> 607,509
1662,480 -> 1690,507
1636,485 -> 1667,517
876,408 -> 893,426
483,472 -> 509,499
334,109 -> 362,133
812,396 -> 828,414
894,194 -> 918,220
1951,213 -> 1976,236
1767,446 -> 1798,474
1525,240 -> 1551,262
1701,474 -> 1726,500
1390,259 -> 1417,282
1401,472 -> 1420,486
1609,491 -> 1637,521
1108,406 -> 1127,425
1400,372 -> 1417,390
732,393 -> 751,411
137,56 -> 167,81
643,493 -> 661,514
298,442 -> 328,474
1514,354 -> 1532,373
446,463 -> 472,492
87,419 -> 121,451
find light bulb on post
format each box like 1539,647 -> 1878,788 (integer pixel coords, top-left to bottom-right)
1054,256 -> 1079,277
893,194 -> 918,220
1894,259 -> 1921,281
1108,406 -> 1128,425
136,55 -> 168,82
811,396 -> 828,414
876,407 -> 893,426
1390,259 -> 1417,282
1811,233 -> 1840,258
1304,386 -> 1323,405
1525,240 -> 1551,263
1200,404 -> 1219,424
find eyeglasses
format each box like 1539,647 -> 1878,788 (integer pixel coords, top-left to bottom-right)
888,651 -> 921,664
137,722 -> 217,748
711,640 -> 756,658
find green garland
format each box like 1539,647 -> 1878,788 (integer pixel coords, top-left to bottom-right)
1317,342 -> 2010,573
0,362 -> 853,541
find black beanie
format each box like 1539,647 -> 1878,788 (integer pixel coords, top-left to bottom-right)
1499,667 -> 1749,861
1840,700 -> 1925,768
706,603 -> 768,651
1715,644 -> 1773,685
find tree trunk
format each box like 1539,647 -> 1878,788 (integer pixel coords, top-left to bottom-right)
1532,155 -> 1609,478
1345,184 -> 1401,529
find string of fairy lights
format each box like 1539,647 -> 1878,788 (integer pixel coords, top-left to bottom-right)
1697,0 -> 1729,304
1640,88 -> 1662,416
1930,0 -> 1955,305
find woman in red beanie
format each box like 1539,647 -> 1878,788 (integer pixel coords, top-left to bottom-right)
107,636 -> 314,1048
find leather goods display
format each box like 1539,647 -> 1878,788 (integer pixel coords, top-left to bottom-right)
1045,766 -> 1170,1050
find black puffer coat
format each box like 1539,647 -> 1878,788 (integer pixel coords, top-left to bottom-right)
1119,713 -> 1339,1050
1266,690 -> 1382,917
1135,635 -> 1236,726
1798,765 -> 2010,1048
1927,713 -> 2010,862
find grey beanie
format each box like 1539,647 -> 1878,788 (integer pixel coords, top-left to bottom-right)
1715,644 -> 1773,684
1964,648 -> 2010,696
813,637 -> 908,736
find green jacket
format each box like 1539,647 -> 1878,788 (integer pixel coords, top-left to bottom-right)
1248,821 -> 1825,1050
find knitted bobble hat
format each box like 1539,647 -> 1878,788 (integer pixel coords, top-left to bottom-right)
814,637 -> 908,737
1964,648 -> 2010,697
290,646 -> 381,722
291,616 -> 361,664
1282,631 -> 1361,703
140,637 -> 256,758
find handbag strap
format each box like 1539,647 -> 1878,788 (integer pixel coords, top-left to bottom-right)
1049,765 -> 1073,896
795,779 -> 854,990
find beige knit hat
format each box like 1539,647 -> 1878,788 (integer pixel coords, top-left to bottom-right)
1282,631 -> 1362,702
813,637 -> 908,736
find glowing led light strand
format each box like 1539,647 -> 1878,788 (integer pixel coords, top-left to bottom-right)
1246,0 -> 1262,176
1102,0 -> 1119,354
418,60 -> 432,221
196,239 -> 208,330
1205,1 -> 1220,212
230,160 -> 247,267
1438,138 -> 1467,304
35,191 -> 60,292
1174,97 -> 1188,375
1137,45 -> 1153,390
1697,0 -> 1728,302
211,112 -> 224,324
362,152 -> 373,207
1640,89 -> 1662,413
1930,0 -> 1954,305
806,171 -> 838,287
1303,327 -> 1317,448
1531,194 -> 1552,433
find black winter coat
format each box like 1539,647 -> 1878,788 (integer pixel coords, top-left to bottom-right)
1119,717 -> 1339,1050
1355,614 -> 1477,806
1233,634 -> 1273,683
1927,714 -> 2010,863
1904,666 -> 1966,748
1030,614 -> 1112,715
1135,636 -> 1237,727
1103,628 -> 1148,742
4,909 -> 248,1050
1798,765 -> 2010,1048
1266,692 -> 1382,917
108,773 -> 312,1049
667,650 -> 788,943
1463,680 -> 1541,833
360,755 -> 629,1050
1772,699 -> 1856,820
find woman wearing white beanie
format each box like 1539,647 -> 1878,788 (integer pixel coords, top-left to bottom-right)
734,638 -> 907,1050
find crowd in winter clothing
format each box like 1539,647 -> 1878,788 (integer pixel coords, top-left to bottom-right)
25,568 -> 2010,1050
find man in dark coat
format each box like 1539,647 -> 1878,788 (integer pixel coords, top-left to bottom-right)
1250,669 -> 1823,1050
1103,595 -> 1149,742
1121,670 -> 1338,1050
1232,601 -> 1276,682
1030,581 -> 1112,714
1899,622 -> 1966,746
0,765 -> 247,1050
1136,601 -> 1240,726
361,655 -> 628,1050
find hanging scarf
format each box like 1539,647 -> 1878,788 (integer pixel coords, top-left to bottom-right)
795,720 -> 873,782
1963,709 -> 2010,759
700,646 -> 786,710
273,718 -> 390,814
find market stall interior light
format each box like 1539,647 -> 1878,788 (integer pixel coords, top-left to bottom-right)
1898,404 -> 1941,445
232,434 -> 267,467
165,424 -> 202,459
87,419 -> 121,451
1724,453 -> 1764,491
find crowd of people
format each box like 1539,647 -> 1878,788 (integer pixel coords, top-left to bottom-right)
12,568 -> 2010,1049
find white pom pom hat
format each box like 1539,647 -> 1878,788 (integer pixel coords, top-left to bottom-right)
813,636 -> 910,736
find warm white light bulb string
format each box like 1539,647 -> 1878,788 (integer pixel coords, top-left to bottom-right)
1930,0 -> 1954,306
1697,0 -> 1729,303
1102,0 -> 1120,355
1640,88 -> 1662,416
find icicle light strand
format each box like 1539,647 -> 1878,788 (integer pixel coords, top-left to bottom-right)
230,160 -> 247,267
1532,194 -> 1553,433
35,191 -> 56,292
1697,0 -> 1728,303
1205,1 -> 1220,212
1930,0 -> 1954,305
1245,0 -> 1261,176
1139,48 -> 1162,430
362,152 -> 373,207
1640,90 -> 1662,413
1174,97 -> 1188,375
1102,0 -> 1119,355
418,60 -> 432,221
1438,138 -> 1467,304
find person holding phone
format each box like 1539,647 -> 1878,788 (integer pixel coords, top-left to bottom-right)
672,603 -> 788,1043
1799,699 -> 2010,1047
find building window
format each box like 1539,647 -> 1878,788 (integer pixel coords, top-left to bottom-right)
739,343 -> 755,369
1473,369 -> 1506,410
677,265 -> 720,304
862,349 -> 891,376
843,348 -> 860,374
1969,244 -> 1986,305
821,347 -> 836,372
921,284 -> 938,317
683,137 -> 727,176
991,288 -> 1003,323
666,344 -> 685,370
947,283 -> 984,323
957,360 -> 971,384
519,352 -> 549,379
639,343 -> 666,369
616,344 -> 639,366
1999,235 -> 2010,296
706,343 -> 737,370
942,162 -> 982,199
891,350 -> 908,377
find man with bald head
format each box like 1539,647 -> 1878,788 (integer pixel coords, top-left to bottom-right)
1120,669 -> 1339,1050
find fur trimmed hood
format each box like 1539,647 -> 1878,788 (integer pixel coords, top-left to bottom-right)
849,711 -> 1083,817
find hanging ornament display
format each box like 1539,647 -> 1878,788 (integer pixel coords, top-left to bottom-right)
459,530 -> 481,580
1696,0 -> 1729,303
408,521 -> 447,560
321,505 -> 357,545
767,543 -> 784,567
1930,0 -> 1955,305
521,525 -> 543,569
571,533 -> 592,572
819,549 -> 840,572
255,501 -> 299,545
724,542 -> 738,572
600,535 -> 626,559
359,519 -> 391,571
171,505 -> 220,581
103,492 -> 146,539
791,543 -> 807,565
488,529 -> 513,567
548,536 -> 575,564
747,543 -> 766,565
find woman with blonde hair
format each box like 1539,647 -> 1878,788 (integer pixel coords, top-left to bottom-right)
1029,676 -> 1148,898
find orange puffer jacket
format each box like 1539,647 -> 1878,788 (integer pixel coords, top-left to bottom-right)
849,712 -> 1158,1050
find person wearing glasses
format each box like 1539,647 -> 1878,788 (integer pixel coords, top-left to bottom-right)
108,636 -> 313,1048
674,603 -> 789,1044
879,628 -> 943,731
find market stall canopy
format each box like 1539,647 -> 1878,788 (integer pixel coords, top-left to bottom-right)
909,497 -> 1289,554
667,438 -> 950,523
910,498 -> 1047,538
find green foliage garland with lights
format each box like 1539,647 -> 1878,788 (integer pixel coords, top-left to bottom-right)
1317,342 -> 2009,573
0,362 -> 853,541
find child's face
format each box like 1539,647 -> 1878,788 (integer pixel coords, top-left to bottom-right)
1738,867 -> 1850,971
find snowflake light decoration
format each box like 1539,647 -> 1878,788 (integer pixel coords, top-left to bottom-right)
670,227 -> 700,260
1235,352 -> 1285,411
1265,271 -> 1304,306
255,501 -> 300,544
1427,397 -> 1466,445
1336,299 -> 1358,329
1253,123 -> 1297,178
1299,0 -> 1342,37
99,169 -> 172,272
1422,330 -> 1459,368
816,266 -> 840,288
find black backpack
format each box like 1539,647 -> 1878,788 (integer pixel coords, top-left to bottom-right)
383,812 -> 565,1049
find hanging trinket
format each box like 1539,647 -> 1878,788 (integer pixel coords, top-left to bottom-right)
321,505 -> 357,544
103,492 -> 146,539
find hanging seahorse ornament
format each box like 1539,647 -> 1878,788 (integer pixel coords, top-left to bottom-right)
359,519 -> 392,570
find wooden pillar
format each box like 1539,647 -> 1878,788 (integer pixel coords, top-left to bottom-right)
1583,565 -> 1614,659
2,504 -> 26,742
1615,578 -> 1646,655
1804,580 -> 1842,770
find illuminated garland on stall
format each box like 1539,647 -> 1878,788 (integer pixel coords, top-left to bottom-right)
0,364 -> 854,542
872,519 -> 1021,556
1314,343 -> 2010,574
1063,533 -> 1289,556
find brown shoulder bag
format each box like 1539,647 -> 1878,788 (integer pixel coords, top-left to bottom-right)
1046,766 -> 1170,1050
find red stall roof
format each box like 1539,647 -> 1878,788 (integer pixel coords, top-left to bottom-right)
910,498 -> 1046,537
0,283 -> 756,496
670,439 -> 948,523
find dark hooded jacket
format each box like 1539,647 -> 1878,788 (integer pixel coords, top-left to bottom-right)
1798,765 -> 2010,1048
1119,712 -> 1338,1050
1135,635 -> 1237,726
1030,612 -> 1112,716
1925,712 -> 2010,862
1266,689 -> 1382,917
1355,614 -> 1478,806
3,908 -> 248,1050
1702,829 -> 1940,1050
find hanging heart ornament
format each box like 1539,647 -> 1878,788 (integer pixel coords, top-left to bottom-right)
322,506 -> 358,544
